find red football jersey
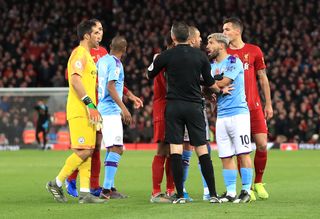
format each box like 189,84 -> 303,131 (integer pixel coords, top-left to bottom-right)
227,43 -> 266,111
153,68 -> 166,122
91,46 -> 108,102
90,46 -> 108,63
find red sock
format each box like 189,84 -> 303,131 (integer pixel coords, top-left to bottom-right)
152,155 -> 165,195
254,150 -> 267,183
68,169 -> 78,182
165,157 -> 175,195
90,150 -> 101,189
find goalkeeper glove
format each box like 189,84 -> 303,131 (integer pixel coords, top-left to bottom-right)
82,95 -> 101,125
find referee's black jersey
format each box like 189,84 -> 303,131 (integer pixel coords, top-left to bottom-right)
148,44 -> 215,103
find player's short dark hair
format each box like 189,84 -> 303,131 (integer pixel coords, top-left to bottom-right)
223,17 -> 244,33
188,26 -> 199,40
89,18 -> 101,24
77,20 -> 97,41
110,36 -> 127,52
171,22 -> 189,42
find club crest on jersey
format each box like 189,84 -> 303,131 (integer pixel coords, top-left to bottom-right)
115,136 -> 122,143
75,60 -> 83,70
78,137 -> 85,144
115,67 -> 120,75
244,54 -> 249,62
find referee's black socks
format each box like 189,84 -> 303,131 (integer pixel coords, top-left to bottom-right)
170,153 -> 184,198
199,153 -> 217,197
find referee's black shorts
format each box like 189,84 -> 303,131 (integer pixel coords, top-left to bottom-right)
165,99 -> 206,146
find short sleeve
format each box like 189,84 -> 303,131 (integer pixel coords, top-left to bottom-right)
108,58 -> 121,82
69,51 -> 87,77
254,46 -> 266,70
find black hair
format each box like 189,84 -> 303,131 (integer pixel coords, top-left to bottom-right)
171,22 -> 189,42
223,17 -> 244,33
77,20 -> 97,41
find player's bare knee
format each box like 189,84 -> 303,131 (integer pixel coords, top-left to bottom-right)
221,157 -> 235,169
238,154 -> 252,168
156,142 -> 169,156
73,149 -> 93,160
195,144 -> 208,157
254,134 -> 267,151
170,144 -> 183,155
110,146 -> 123,155
256,143 -> 267,151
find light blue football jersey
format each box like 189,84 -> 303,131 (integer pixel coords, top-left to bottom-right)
97,54 -> 124,116
210,55 -> 249,118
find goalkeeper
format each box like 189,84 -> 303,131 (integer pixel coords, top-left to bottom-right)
46,20 -> 104,204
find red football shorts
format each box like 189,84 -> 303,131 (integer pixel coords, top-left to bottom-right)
153,119 -> 165,143
250,108 -> 268,135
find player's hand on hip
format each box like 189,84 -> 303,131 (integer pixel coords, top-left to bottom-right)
121,108 -> 132,125
222,84 -> 234,95
264,104 -> 273,120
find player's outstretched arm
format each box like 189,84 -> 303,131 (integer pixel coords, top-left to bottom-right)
107,80 -> 132,125
257,69 -> 273,120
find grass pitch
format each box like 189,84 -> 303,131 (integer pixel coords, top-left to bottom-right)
0,150 -> 319,219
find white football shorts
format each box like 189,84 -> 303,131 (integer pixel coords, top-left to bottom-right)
216,113 -> 252,158
102,115 -> 123,148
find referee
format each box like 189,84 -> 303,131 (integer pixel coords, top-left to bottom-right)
147,22 -> 229,204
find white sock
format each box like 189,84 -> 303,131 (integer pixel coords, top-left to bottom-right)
227,191 -> 237,197
55,177 -> 62,187
80,188 -> 90,193
203,187 -> 209,195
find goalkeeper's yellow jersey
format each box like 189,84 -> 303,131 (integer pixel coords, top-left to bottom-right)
66,45 -> 97,120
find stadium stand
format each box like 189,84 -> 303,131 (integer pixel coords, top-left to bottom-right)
0,0 -> 319,146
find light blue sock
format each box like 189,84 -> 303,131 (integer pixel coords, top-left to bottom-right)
103,152 -> 121,190
240,168 -> 253,193
222,169 -> 237,196
182,150 -> 192,190
104,151 -> 111,187
105,151 -> 110,159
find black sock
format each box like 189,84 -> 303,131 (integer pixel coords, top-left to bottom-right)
170,153 -> 184,198
199,154 -> 217,197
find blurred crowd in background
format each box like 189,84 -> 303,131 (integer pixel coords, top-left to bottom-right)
0,0 -> 319,146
